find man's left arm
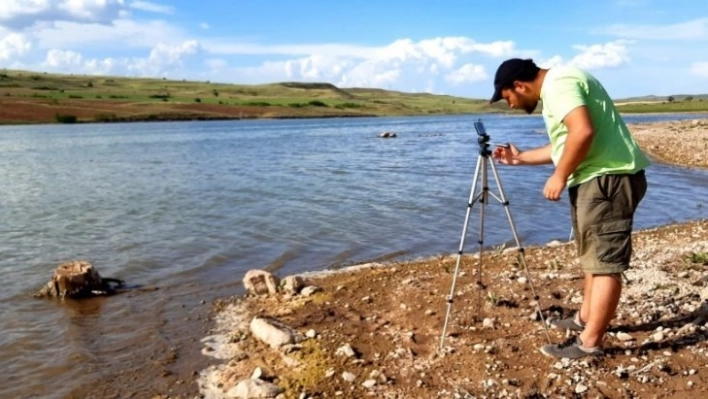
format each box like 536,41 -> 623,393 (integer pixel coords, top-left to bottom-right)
543,106 -> 594,201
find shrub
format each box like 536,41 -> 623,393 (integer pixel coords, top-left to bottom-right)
288,102 -> 304,108
338,102 -> 362,108
195,98 -> 201,103
244,101 -> 271,106
55,114 -> 78,123
68,95 -> 83,99
308,100 -> 327,107
149,94 -> 170,99
95,113 -> 117,122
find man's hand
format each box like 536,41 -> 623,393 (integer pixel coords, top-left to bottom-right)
543,173 -> 566,201
492,144 -> 522,165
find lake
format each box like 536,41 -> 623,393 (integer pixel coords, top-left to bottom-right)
1,114 -> 707,397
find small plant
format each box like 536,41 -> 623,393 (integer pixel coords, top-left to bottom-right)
683,251 -> 708,268
486,291 -> 499,306
546,259 -> 564,271
308,100 -> 327,107
55,114 -> 77,123
194,98 -> 201,103
244,101 -> 271,106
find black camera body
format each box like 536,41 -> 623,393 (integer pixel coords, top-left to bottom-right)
474,119 -> 492,156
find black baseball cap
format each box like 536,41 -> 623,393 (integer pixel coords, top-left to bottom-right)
489,58 -> 540,103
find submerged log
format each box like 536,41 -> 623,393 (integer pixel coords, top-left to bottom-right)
34,260 -> 124,299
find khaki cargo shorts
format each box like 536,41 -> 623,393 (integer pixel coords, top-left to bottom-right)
568,170 -> 647,275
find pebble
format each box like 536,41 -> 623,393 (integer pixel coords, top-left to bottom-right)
575,384 -> 588,394
652,331 -> 665,342
342,372 -> 356,382
305,329 -> 316,338
362,379 -> 377,388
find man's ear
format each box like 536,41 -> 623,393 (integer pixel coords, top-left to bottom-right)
513,81 -> 527,93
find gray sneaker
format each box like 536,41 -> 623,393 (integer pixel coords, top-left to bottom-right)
540,337 -> 604,359
550,313 -> 585,332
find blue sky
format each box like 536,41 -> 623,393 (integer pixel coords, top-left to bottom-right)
1,0 -> 708,99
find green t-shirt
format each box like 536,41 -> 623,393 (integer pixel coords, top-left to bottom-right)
540,66 -> 651,187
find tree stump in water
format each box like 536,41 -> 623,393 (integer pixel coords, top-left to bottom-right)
35,260 -> 124,299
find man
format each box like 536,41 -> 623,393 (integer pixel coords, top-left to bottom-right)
489,58 -> 650,359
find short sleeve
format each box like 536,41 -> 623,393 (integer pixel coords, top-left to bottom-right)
546,75 -> 587,122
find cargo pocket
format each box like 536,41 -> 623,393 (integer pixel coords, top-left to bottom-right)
592,219 -> 633,265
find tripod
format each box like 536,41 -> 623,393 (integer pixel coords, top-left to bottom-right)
439,120 -> 551,350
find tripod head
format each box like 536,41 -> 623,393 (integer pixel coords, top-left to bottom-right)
474,119 -> 492,157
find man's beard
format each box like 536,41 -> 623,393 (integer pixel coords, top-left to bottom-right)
524,101 -> 538,114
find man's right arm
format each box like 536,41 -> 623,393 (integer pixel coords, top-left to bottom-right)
517,143 -> 553,165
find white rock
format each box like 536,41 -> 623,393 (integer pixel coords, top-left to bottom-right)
227,379 -> 283,398
300,285 -> 322,297
342,372 -> 356,382
652,331 -> 665,342
336,343 -> 357,358
250,317 -> 296,348
362,379 -> 377,388
517,277 -> 528,285
281,275 -> 305,295
616,332 -> 635,342
305,329 -> 317,338
482,318 -> 495,329
243,270 -> 279,296
575,384 -> 588,394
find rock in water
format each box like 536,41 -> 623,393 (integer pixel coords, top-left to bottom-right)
34,260 -> 124,299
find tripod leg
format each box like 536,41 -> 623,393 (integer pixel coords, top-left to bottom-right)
475,155 -> 488,322
439,156 -> 484,351
488,159 -> 553,344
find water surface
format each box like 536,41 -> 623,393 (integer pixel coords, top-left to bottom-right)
0,114 -> 706,397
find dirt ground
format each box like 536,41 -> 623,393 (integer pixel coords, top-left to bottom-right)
630,118 -> 708,169
191,118 -> 708,399
199,221 -> 707,399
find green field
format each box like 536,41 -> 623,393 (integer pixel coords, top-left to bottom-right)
0,69 -> 706,124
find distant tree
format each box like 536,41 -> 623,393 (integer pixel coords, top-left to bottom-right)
87,81 -> 93,88
685,96 -> 694,102
195,98 -> 201,103
213,89 -> 219,97
668,96 -> 675,102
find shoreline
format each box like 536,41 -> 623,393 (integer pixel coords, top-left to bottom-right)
191,118 -> 708,398
0,108 -> 707,127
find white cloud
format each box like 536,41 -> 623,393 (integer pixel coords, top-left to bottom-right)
540,40 -> 632,70
0,0 -> 128,29
445,63 -> 487,84
691,61 -> 708,78
148,40 -> 201,65
601,18 -> 708,41
200,22 -> 209,30
129,1 -> 173,14
44,48 -> 83,67
32,19 -> 185,50
0,32 -> 33,61
569,40 -> 631,69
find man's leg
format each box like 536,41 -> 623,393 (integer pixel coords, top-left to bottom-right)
579,273 -> 622,348
578,273 -> 593,325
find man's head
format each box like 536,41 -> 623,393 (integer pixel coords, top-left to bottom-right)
489,58 -> 542,114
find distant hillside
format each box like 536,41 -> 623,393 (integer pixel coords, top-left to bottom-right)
0,69 -> 707,125
616,94 -> 708,103
0,69 -> 510,125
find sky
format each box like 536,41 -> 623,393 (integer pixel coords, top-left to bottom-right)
1,0 -> 708,99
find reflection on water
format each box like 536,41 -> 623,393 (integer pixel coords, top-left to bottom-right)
0,113 -> 706,397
